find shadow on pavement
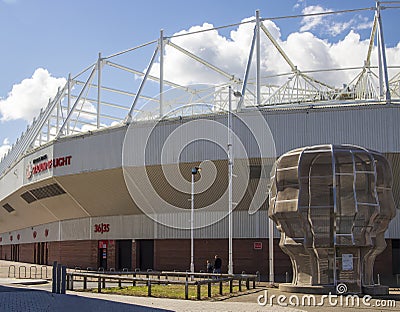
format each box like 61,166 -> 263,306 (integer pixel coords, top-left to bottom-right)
0,284 -> 42,292
0,284 -> 172,312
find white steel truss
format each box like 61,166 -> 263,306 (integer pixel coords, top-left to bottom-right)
1,2 -> 399,176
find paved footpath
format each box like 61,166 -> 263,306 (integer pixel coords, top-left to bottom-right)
0,284 -> 303,312
2,281 -> 400,312
0,260 -> 400,311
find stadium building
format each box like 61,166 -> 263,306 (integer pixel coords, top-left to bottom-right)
0,5 -> 399,284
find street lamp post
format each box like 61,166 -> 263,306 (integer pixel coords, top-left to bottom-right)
190,166 -> 201,273
228,86 -> 242,275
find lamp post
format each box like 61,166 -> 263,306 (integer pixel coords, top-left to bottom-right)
228,86 -> 242,275
191,166 -> 201,273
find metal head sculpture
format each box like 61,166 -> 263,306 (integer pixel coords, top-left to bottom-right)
269,144 -> 396,293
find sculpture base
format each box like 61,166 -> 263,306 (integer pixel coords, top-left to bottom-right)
362,285 -> 389,295
279,283 -> 335,294
279,283 -> 389,295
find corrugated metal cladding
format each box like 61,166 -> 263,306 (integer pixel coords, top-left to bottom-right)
262,105 -> 400,155
154,210 -> 280,239
126,113 -> 276,167
5,103 -> 396,184
1,210 -> 281,245
386,153 -> 400,210
125,105 -> 400,167
386,212 -> 400,238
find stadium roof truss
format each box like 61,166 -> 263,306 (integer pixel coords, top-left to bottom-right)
0,1 -> 399,176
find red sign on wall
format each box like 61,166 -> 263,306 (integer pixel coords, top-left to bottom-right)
98,240 -> 108,249
253,242 -> 263,250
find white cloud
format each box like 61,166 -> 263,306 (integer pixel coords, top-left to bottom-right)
300,6 -> 374,37
300,5 -> 330,32
152,22 -> 249,85
71,99 -> 97,121
0,68 -> 66,122
151,19 -> 283,85
354,16 -> 374,31
0,138 -> 11,159
148,17 -> 399,91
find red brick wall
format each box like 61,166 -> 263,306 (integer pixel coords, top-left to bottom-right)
19,243 -> 34,264
153,238 -> 291,280
0,245 -> 11,260
154,239 -> 189,271
48,240 -> 98,269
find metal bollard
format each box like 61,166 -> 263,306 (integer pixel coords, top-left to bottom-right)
61,266 -> 66,294
185,281 -> 189,300
52,261 -> 57,293
197,283 -> 201,300
147,279 -> 151,297
56,264 -> 62,294
68,274 -> 74,291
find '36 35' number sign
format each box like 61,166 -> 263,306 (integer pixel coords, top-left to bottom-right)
94,223 -> 110,234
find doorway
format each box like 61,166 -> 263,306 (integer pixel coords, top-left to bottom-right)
34,242 -> 48,265
138,240 -> 154,271
11,245 -> 19,261
116,240 -> 132,271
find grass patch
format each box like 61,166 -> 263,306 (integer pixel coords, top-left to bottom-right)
83,283 -> 243,300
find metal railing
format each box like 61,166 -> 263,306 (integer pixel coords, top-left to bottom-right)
65,270 -> 259,300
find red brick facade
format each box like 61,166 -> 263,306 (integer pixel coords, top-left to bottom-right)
0,239 -> 395,283
152,238 -> 291,280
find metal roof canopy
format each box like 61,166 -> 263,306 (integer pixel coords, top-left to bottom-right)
1,2 -> 400,177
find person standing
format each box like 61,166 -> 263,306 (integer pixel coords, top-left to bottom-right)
206,260 -> 213,273
213,255 -> 222,274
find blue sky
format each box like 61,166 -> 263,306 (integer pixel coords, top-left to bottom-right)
0,0 -> 399,157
